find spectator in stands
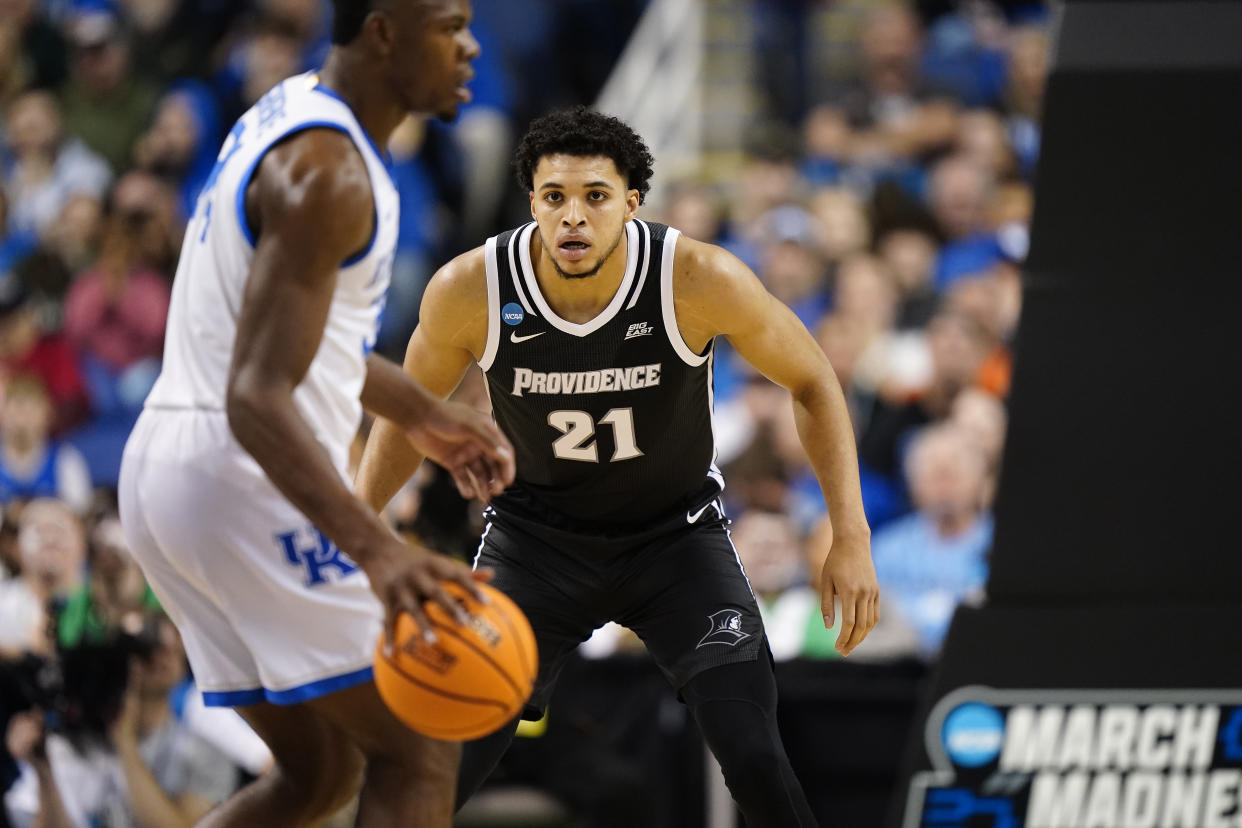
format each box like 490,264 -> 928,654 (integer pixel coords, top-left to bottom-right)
0,498 -> 86,657
877,226 -> 940,329
928,153 -> 1001,288
0,0 -> 68,95
721,129 -> 805,269
0,374 -> 91,513
120,0 -> 249,87
860,310 -> 992,484
754,207 -> 831,329
730,509 -> 819,661
809,187 -> 872,269
12,193 -> 104,331
132,80 -> 222,219
63,172 -> 173,411
2,89 -> 112,239
831,3 -> 959,166
834,254 -> 932,407
58,515 -> 158,648
871,424 -> 993,659
262,0 -> 332,67
800,104 -> 852,188
956,108 -> 1017,181
0,188 -> 38,280
1004,23 -> 1049,179
944,274 -> 1012,396
215,15 -> 304,123
108,169 -> 182,276
5,612 -> 238,827
59,8 -> 159,173
660,182 -> 726,246
0,276 -> 90,434
718,370 -> 792,514
949,387 -> 1008,490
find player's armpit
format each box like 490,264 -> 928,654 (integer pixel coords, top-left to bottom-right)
355,248 -> 493,512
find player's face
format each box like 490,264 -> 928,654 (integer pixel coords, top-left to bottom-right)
384,0 -> 479,121
530,154 -> 640,280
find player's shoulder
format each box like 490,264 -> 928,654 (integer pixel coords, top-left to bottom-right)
426,245 -> 489,306
247,128 -> 373,254
417,245 -> 490,347
258,128 -> 372,212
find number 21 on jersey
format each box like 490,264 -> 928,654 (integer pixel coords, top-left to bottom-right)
548,408 -> 641,463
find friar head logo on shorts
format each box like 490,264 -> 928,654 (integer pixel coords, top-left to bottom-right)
696,609 -> 752,648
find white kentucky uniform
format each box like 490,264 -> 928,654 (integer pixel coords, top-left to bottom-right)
118,72 -> 397,707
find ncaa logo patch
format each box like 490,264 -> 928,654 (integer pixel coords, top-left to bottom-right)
502,302 -> 525,326
696,609 -> 752,648
941,702 -> 1004,768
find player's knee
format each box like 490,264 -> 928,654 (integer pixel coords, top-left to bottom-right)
715,732 -> 785,787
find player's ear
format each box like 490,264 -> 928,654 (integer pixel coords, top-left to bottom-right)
366,10 -> 396,57
529,190 -> 536,220
625,189 -> 640,221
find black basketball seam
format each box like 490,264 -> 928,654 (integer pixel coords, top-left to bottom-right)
429,619 -> 527,698
380,652 -> 514,711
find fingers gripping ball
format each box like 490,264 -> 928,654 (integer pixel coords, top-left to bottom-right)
374,582 -> 537,740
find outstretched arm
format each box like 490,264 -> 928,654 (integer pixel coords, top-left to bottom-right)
674,236 -> 878,655
356,250 -> 490,514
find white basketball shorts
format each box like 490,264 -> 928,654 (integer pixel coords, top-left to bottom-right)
118,409 -> 382,707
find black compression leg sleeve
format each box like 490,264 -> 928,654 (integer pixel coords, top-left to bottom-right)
681,658 -> 819,828
454,715 -> 521,811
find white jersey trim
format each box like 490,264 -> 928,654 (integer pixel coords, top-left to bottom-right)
479,235 -> 501,371
518,221 -> 640,338
506,223 -> 536,316
659,228 -> 709,366
626,219 -> 653,310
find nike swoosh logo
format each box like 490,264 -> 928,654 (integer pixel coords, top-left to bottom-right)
510,331 -> 546,344
687,502 -> 715,524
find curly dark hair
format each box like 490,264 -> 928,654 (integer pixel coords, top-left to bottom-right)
514,107 -> 655,204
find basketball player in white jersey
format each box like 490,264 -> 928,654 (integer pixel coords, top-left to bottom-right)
117,2 -> 512,826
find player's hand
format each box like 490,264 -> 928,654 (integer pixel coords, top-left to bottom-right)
820,530 -> 879,657
407,398 -> 515,502
363,538 -> 493,651
6,710 -> 48,764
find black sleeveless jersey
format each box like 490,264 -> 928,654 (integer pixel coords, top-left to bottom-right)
481,220 -> 723,530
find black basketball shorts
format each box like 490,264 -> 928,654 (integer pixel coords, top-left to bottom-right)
473,502 -> 767,720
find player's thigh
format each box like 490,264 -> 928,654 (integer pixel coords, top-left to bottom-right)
304,680 -> 459,775
133,413 -> 382,698
618,523 -> 766,690
475,521 -> 605,718
236,700 -> 365,802
119,414 -> 262,696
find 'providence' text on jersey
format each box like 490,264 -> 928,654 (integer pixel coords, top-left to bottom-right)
481,220 -> 723,528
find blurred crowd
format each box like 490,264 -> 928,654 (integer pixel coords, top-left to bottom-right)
679,0 -> 1045,668
0,0 -> 1048,823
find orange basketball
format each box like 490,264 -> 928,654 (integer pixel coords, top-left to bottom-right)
373,581 -> 537,741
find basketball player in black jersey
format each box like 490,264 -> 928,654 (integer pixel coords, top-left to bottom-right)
356,107 -> 877,826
